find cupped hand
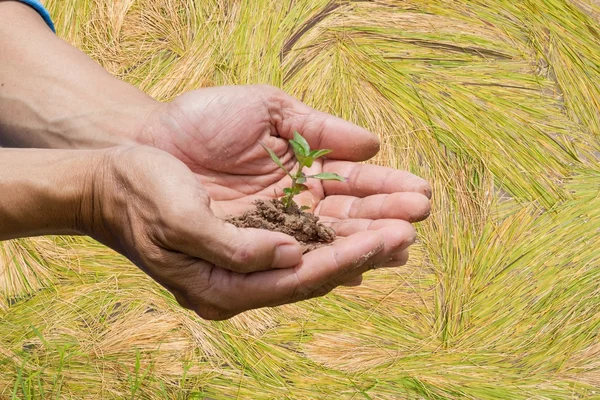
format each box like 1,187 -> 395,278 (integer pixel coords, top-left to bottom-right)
136,85 -> 432,296
87,146 -> 420,320
141,84 -> 431,224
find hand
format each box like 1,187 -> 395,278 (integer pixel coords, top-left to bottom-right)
139,85 -> 431,285
86,146 -> 420,320
141,85 -> 431,219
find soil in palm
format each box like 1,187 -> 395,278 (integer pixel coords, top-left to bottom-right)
226,199 -> 336,253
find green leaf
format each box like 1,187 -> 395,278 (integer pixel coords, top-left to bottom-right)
293,131 -> 310,154
296,184 -> 309,192
309,149 -> 332,159
297,174 -> 307,184
309,172 -> 346,182
259,141 -> 290,176
283,188 -> 293,195
289,140 -> 308,165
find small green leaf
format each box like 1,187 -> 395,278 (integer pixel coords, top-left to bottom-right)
309,149 -> 332,159
290,140 -> 308,165
283,187 -> 293,195
309,172 -> 346,182
303,156 -> 314,168
293,131 -> 311,154
297,174 -> 307,184
300,205 -> 311,211
259,141 -> 290,176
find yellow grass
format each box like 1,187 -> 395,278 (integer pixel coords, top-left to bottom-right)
1,0 -> 599,398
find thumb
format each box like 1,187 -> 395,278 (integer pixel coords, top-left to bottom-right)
173,210 -> 303,273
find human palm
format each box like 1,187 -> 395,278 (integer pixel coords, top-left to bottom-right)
144,85 -> 431,225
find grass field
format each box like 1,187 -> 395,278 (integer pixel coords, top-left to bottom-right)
1,0 -> 600,398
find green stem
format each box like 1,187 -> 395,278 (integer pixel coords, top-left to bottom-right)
284,165 -> 304,210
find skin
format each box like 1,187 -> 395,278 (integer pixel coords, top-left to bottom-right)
0,1 -> 431,320
0,148 -> 99,240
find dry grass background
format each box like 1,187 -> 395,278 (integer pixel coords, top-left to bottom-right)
1,0 -> 600,398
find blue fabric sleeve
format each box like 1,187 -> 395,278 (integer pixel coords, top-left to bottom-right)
16,0 -> 55,32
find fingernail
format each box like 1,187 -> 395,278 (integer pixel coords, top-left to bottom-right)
414,179 -> 432,199
272,244 -> 302,269
422,185 -> 432,199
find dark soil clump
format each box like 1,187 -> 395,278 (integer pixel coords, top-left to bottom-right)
226,199 -> 336,253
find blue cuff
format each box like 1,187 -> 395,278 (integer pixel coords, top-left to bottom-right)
17,0 -> 55,32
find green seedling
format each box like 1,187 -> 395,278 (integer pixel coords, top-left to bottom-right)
260,131 -> 346,210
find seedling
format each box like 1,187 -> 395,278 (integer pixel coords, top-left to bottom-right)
260,131 -> 345,210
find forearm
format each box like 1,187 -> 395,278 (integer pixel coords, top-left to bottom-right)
0,147 -> 99,240
0,0 -> 157,149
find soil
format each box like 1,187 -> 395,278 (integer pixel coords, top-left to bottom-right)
226,199 -> 336,253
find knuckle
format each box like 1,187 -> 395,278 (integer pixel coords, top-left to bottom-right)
229,244 -> 257,271
262,85 -> 292,109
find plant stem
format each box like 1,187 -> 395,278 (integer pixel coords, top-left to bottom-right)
284,165 -> 304,210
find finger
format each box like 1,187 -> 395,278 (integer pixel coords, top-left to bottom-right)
316,193 -> 431,222
349,224 -> 414,266
211,230 -> 386,313
173,211 -> 303,273
180,226 -> 412,319
280,224 -> 413,305
333,247 -> 410,290
320,220 -> 416,260
322,161 -> 432,199
327,230 -> 412,288
274,90 -> 380,161
324,218 -> 413,238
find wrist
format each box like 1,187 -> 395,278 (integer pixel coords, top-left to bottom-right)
44,97 -> 161,149
0,148 -> 105,240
